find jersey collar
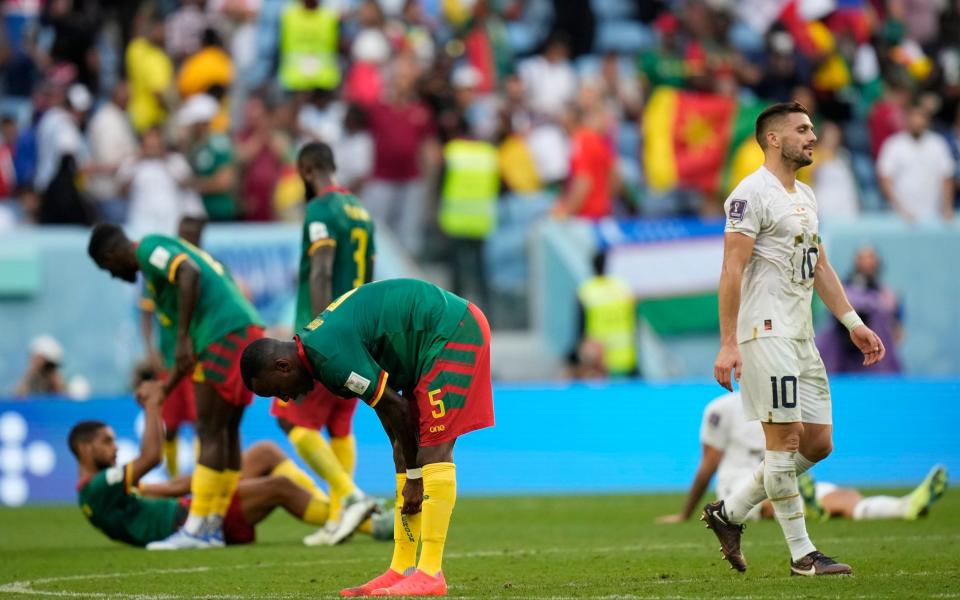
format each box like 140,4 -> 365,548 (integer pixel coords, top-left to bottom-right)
293,335 -> 316,378
318,184 -> 352,196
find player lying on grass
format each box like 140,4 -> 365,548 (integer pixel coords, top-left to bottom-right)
69,391 -> 391,548
241,278 -> 496,597
658,392 -> 949,524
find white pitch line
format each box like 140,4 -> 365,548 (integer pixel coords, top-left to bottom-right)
2,533 -> 958,599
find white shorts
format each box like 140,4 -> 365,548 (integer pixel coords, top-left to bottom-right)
814,481 -> 838,502
738,337 -> 832,425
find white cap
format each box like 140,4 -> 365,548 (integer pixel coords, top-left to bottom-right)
67,83 -> 92,112
177,94 -> 219,127
452,65 -> 482,90
30,335 -> 64,364
352,29 -> 390,64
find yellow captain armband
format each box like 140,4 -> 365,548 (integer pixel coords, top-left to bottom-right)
167,254 -> 188,283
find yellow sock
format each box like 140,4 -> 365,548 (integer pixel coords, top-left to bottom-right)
271,458 -> 328,502
289,427 -> 356,521
163,438 -> 179,478
211,469 -> 240,518
302,496 -> 330,525
359,517 -> 373,535
390,473 -> 422,573
184,464 -> 220,533
331,435 -> 357,477
417,463 -> 456,576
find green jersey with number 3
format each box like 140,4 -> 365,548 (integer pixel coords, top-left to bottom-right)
136,235 -> 262,354
295,188 -> 376,330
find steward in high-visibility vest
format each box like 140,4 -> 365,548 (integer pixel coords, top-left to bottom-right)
438,138 -> 499,239
279,1 -> 340,92
577,253 -> 637,376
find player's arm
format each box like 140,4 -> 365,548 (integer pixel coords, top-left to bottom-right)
658,444 -> 723,523
813,244 -> 886,366
139,475 -> 192,498
943,175 -> 955,220
127,392 -> 165,486
309,243 -> 336,316
165,259 -> 201,395
373,386 -> 422,515
714,232 -> 754,391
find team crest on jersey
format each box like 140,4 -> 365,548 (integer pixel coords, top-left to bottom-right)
728,199 -> 747,222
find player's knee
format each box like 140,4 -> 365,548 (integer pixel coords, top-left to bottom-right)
248,440 -> 284,464
805,440 -> 833,462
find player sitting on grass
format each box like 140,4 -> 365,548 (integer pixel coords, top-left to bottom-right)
241,278 -> 496,597
658,391 -> 949,524
271,142 -> 379,547
69,391 -> 391,547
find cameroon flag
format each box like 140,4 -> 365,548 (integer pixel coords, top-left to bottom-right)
643,87 -> 766,196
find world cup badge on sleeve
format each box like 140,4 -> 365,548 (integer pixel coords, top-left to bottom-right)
728,199 -> 747,223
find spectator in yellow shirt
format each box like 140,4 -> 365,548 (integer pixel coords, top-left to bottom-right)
126,16 -> 174,133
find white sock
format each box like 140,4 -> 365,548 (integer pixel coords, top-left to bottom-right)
795,453 -> 816,475
852,496 -> 907,520
183,514 -> 204,535
765,450 -> 816,561
724,462 -> 767,524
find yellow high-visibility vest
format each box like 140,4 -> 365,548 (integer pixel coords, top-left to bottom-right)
279,4 -> 340,91
578,275 -> 637,375
439,139 -> 499,239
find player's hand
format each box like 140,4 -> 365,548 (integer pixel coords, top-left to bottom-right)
173,336 -> 195,377
135,380 -> 165,407
713,344 -> 742,392
655,513 -> 686,524
401,477 -> 424,515
850,325 -> 886,366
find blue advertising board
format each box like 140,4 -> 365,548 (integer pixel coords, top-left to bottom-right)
1,377 -> 957,506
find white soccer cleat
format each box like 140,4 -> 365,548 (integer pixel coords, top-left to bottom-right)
327,493 -> 379,545
303,521 -> 339,546
146,529 -> 212,551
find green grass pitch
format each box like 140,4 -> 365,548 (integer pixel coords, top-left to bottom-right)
1,491 -> 958,599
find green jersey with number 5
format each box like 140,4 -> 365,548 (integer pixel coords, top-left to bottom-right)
295,188 -> 376,330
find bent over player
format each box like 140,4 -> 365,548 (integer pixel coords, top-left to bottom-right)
70,394 -> 339,547
88,224 -> 264,549
706,102 -> 886,576
271,142 -> 379,546
241,279 -> 495,597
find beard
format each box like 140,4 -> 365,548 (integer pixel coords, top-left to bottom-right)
782,144 -> 813,169
94,457 -> 115,471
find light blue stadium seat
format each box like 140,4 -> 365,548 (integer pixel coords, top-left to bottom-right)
594,21 -> 654,54
591,0 -> 636,19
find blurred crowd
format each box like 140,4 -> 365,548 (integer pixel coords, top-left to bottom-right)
0,0 -> 959,259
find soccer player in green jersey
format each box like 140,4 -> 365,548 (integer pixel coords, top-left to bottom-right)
269,142 -> 379,547
88,223 -> 264,549
70,393 -> 340,548
241,279 -> 496,597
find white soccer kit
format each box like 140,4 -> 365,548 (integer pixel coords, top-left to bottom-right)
700,392 -> 765,501
724,166 -> 831,424
701,392 -> 836,513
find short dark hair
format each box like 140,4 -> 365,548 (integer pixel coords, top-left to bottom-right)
592,251 -> 607,276
68,420 -> 107,458
240,338 -> 277,392
297,142 -> 336,175
755,102 -> 811,148
87,223 -> 128,261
